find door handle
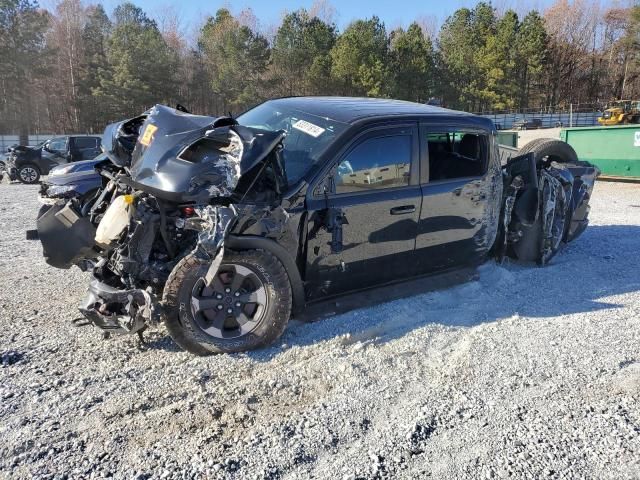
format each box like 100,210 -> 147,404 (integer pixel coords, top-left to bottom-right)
390,205 -> 415,215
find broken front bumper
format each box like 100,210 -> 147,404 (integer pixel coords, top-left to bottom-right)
79,279 -> 162,335
5,166 -> 18,182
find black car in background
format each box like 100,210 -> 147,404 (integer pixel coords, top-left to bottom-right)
512,118 -> 543,130
5,135 -> 102,184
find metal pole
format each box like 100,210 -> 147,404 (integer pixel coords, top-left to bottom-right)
569,104 -> 573,128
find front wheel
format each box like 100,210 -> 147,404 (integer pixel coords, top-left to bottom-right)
162,249 -> 292,355
18,164 -> 41,184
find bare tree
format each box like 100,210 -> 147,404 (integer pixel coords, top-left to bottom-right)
414,14 -> 439,42
309,0 -> 337,25
544,0 -> 600,105
47,0 -> 86,131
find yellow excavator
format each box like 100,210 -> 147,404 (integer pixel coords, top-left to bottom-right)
598,100 -> 640,126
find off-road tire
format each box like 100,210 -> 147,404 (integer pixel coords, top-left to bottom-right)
519,138 -> 579,164
18,164 -> 41,184
518,137 -> 552,156
162,249 -> 292,355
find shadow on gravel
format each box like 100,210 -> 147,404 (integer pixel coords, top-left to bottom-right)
245,224 -> 640,362
139,332 -> 182,353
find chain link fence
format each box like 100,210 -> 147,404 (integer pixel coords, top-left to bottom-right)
475,104 -> 603,129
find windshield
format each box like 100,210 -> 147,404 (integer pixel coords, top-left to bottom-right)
237,101 -> 349,184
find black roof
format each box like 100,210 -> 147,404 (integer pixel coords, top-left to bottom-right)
264,96 -> 489,126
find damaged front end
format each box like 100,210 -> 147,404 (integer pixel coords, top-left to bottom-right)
44,105 -> 289,337
79,280 -> 162,334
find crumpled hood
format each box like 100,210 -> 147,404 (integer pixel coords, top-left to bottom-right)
8,145 -> 39,153
50,156 -> 106,176
104,105 -> 285,202
7,144 -> 41,162
45,157 -> 107,190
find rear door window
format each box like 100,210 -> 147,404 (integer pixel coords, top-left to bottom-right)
426,132 -> 488,181
74,137 -> 98,149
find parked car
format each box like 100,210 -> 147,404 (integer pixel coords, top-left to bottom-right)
0,150 -> 7,180
512,118 -> 543,130
32,98 -> 598,354
36,155 -> 106,219
5,135 -> 102,184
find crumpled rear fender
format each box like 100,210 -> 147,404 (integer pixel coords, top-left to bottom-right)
498,151 -> 599,263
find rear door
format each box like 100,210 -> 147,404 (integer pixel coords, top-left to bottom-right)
415,123 -> 501,271
71,137 -> 101,161
304,123 -> 422,299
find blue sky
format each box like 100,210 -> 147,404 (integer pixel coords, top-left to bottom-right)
97,0 -> 557,35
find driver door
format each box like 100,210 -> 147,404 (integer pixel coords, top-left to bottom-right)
41,137 -> 69,172
304,124 -> 422,299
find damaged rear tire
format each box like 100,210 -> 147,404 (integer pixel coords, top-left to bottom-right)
162,249 -> 292,355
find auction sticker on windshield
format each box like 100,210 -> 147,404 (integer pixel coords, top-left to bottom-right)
292,119 -> 325,138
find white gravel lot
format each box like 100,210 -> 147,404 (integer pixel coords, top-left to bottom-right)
0,180 -> 639,480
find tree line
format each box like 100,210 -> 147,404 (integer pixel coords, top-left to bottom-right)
1,0 -> 639,135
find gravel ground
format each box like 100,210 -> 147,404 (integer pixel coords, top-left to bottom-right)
1,180 -> 639,480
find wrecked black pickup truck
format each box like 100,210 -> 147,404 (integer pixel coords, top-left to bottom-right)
5,135 -> 102,184
32,98 -> 599,355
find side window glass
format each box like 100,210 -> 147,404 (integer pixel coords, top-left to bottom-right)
74,137 -> 97,149
334,135 -> 411,194
427,132 -> 488,181
48,138 -> 67,152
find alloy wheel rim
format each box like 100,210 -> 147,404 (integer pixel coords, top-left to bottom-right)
191,264 -> 267,339
20,167 -> 37,182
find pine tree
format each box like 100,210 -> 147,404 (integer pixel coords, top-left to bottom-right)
330,16 -> 389,97
198,8 -> 270,114
515,11 -> 547,109
79,4 -> 111,131
0,0 -> 48,134
271,9 -> 336,96
390,23 -> 434,102
94,2 -> 178,120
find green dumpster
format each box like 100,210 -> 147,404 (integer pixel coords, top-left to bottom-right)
497,131 -> 518,148
560,125 -> 640,180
